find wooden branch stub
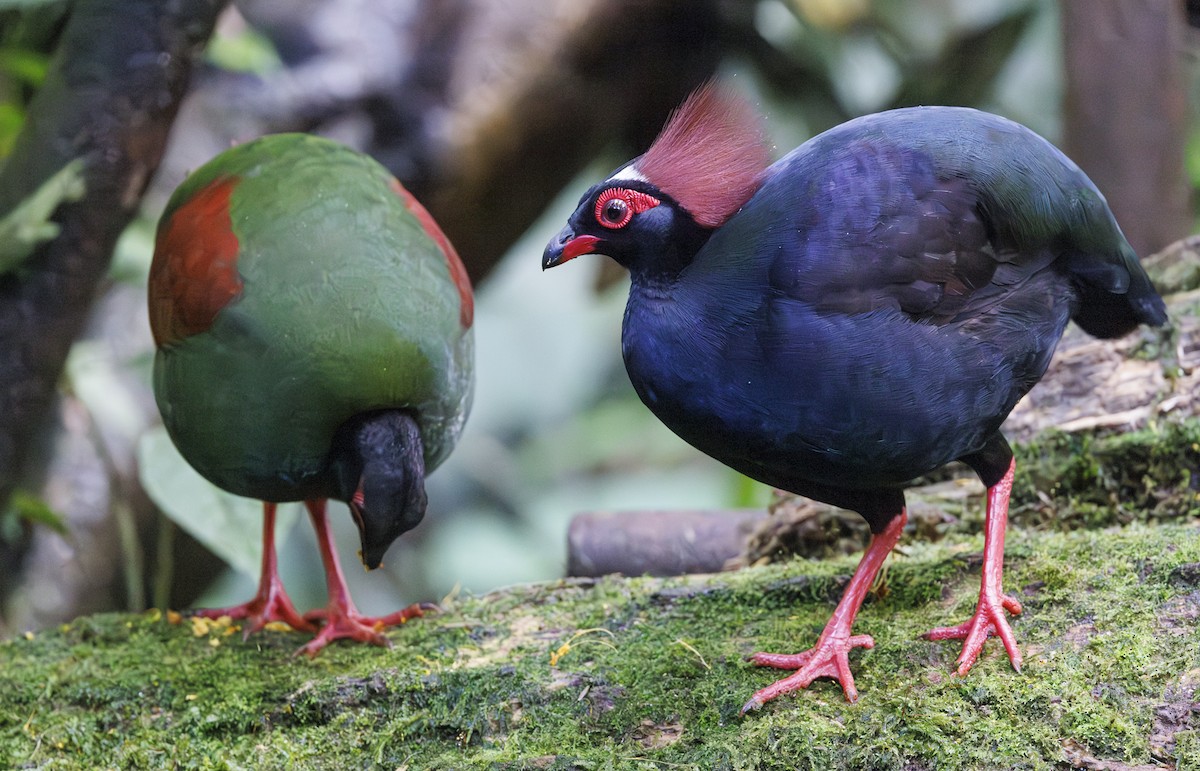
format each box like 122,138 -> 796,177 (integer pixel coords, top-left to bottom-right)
566,509 -> 764,577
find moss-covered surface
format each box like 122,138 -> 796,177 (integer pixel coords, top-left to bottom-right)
1012,420 -> 1200,528
748,419 -> 1200,565
2,520 -> 1199,770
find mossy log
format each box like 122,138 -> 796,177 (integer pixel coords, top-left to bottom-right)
2,521 -> 1199,767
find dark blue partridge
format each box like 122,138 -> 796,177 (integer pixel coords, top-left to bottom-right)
542,84 -> 1166,708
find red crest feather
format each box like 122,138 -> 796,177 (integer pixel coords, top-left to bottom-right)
636,83 -> 772,228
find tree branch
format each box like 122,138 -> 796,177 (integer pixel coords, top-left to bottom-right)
0,0 -> 227,519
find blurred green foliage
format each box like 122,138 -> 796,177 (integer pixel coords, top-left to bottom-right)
0,490 -> 65,544
0,158 -> 83,274
0,0 -> 61,157
204,22 -> 280,74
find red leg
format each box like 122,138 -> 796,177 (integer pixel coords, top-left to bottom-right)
194,502 -> 316,635
743,510 -> 907,711
296,499 -> 432,656
923,458 -> 1023,675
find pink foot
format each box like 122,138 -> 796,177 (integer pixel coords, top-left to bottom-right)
194,501 -> 316,636
298,498 -> 434,656
923,457 -> 1023,676
743,632 -> 876,710
194,587 -> 316,637
297,601 -> 435,657
743,511 -> 908,711
924,591 -> 1023,675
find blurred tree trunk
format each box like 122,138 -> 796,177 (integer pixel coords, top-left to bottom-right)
171,0 -> 724,283
1061,0 -> 1191,259
414,0 -> 722,280
0,0 -> 226,621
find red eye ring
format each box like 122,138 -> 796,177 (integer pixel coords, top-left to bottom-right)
597,193 -> 630,228
594,187 -> 660,229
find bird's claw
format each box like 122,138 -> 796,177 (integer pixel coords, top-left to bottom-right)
296,612 -> 391,657
743,633 -> 875,711
296,601 -> 434,656
923,592 -> 1023,675
376,601 -> 438,626
193,588 -> 317,637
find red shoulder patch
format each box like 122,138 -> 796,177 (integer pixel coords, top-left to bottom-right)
390,178 -> 474,329
148,177 -> 243,347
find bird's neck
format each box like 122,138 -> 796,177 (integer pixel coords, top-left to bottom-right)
621,277 -> 718,399
625,270 -> 678,302
619,208 -> 713,283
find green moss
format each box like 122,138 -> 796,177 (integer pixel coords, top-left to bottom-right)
1176,731 -> 1200,769
2,522 -> 1198,769
759,420 -> 1200,567
1012,420 -> 1200,527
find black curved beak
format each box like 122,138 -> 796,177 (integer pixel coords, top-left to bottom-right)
543,225 -> 601,270
348,496 -> 387,570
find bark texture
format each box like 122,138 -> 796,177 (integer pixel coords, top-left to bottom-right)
1061,0 -> 1191,258
0,0 -> 226,533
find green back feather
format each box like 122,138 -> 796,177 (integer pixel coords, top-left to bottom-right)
154,134 -> 472,501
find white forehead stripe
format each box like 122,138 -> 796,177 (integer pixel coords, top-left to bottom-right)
607,164 -> 648,184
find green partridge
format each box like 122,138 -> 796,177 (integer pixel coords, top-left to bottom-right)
149,133 -> 473,654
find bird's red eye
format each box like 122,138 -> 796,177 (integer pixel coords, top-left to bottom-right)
601,197 -> 629,227
594,187 -> 660,229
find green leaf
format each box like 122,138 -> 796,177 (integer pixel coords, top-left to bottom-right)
137,425 -> 302,578
205,26 -> 281,74
0,158 -> 86,274
3,489 -> 67,535
65,340 -> 149,446
109,215 -> 156,285
0,102 -> 25,157
0,47 -> 49,86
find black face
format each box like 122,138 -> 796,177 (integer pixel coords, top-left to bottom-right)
542,175 -> 712,280
330,410 -> 427,570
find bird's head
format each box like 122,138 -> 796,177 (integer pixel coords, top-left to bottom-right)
331,410 -> 427,570
543,82 -> 771,278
